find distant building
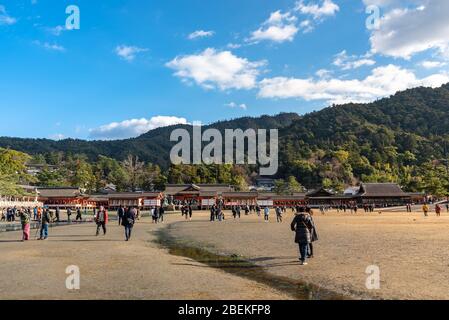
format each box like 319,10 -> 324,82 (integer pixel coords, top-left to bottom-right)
35,183 -> 412,210
255,177 -> 275,191
26,164 -> 57,176
107,192 -> 163,210
99,183 -> 117,194
37,187 -> 96,209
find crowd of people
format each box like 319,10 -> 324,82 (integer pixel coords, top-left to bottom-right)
5,200 -> 449,266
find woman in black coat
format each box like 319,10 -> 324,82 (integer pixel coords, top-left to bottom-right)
291,212 -> 314,265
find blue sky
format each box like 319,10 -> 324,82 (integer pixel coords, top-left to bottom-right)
1,0 -> 448,140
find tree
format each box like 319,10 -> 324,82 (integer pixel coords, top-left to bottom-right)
37,167 -> 67,187
287,176 -> 304,193
0,148 -> 35,193
94,155 -> 129,191
122,155 -> 145,191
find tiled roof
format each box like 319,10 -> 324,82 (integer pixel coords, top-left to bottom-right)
37,187 -> 84,198
359,183 -> 409,197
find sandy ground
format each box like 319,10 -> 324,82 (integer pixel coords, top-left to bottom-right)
0,214 -> 289,300
3,208 -> 449,300
170,209 -> 449,300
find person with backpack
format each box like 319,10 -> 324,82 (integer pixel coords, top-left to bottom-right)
275,206 -> 283,223
95,206 -> 108,236
291,209 -> 314,265
122,207 -> 136,241
38,209 -> 52,240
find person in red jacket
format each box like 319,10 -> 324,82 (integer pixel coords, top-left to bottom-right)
95,206 -> 108,236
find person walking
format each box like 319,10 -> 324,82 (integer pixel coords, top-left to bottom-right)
232,206 -> 237,220
55,206 -> 60,222
38,209 -> 52,240
422,203 -> 429,217
117,205 -> 125,226
75,208 -> 82,221
19,209 -> 31,241
188,205 -> 193,221
256,205 -> 261,217
122,206 -> 136,241
435,204 -> 441,217
217,207 -> 223,222
95,206 -> 108,236
152,207 -> 159,224
67,208 -> 72,223
210,205 -> 216,222
264,207 -> 270,222
37,207 -> 42,221
33,206 -> 38,221
291,210 -> 314,265
159,206 -> 165,223
275,206 -> 283,223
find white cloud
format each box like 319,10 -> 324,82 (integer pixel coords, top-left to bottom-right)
47,25 -> 65,36
258,64 -> 449,104
115,45 -> 148,62
315,68 -> 332,78
89,116 -> 189,140
420,60 -> 447,69
333,50 -> 376,70
369,1 -> 449,59
227,43 -> 242,49
166,48 -> 266,90
33,40 -> 65,52
188,30 -> 215,40
299,20 -> 314,33
249,10 -> 298,43
226,102 -> 248,110
295,0 -> 339,20
0,5 -> 17,25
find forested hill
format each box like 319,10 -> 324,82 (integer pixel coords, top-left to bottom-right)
277,84 -> 449,189
0,113 -> 300,168
1,84 -> 449,193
